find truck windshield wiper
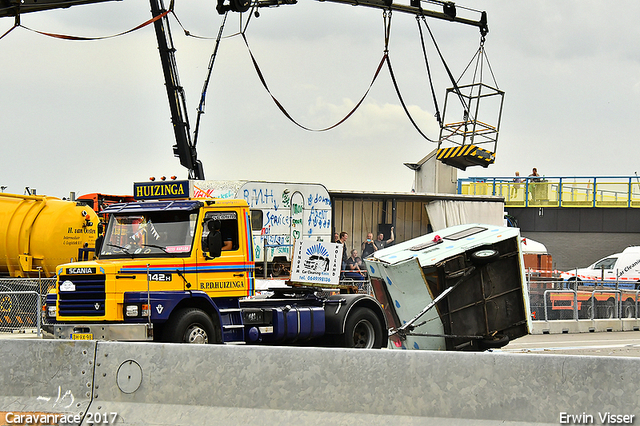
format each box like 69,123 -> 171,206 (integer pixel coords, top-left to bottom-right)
107,243 -> 131,254
141,244 -> 177,257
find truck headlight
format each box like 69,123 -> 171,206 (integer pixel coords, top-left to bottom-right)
47,305 -> 56,318
125,305 -> 139,317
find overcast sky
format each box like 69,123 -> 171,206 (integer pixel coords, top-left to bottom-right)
1,1 -> 639,199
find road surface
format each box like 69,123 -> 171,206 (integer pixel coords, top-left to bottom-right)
501,330 -> 640,357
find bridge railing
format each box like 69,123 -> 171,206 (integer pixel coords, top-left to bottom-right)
458,176 -> 640,208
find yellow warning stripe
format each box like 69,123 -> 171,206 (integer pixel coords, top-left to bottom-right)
437,145 -> 495,163
0,315 -> 34,325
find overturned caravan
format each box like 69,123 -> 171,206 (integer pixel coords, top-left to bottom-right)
364,224 -> 531,351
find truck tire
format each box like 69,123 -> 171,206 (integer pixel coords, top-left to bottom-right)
165,308 -> 218,344
341,307 -> 384,349
580,299 -> 595,319
599,300 -> 616,319
271,262 -> 285,277
565,277 -> 580,290
622,301 -> 636,319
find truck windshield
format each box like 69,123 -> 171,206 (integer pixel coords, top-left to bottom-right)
100,211 -> 198,259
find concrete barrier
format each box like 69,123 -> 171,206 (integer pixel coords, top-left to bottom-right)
0,339 -> 96,426
532,319 -> 640,334
0,340 -> 639,425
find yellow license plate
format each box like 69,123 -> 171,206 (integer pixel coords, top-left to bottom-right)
71,333 -> 93,340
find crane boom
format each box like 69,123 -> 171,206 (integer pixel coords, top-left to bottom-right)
150,0 -> 205,180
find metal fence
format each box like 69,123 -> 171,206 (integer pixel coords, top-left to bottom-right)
0,278 -> 56,335
2,275 -> 634,337
528,278 -> 640,321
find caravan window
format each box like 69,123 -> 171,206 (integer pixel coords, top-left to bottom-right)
250,210 -> 263,231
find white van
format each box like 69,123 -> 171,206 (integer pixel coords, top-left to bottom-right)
561,246 -> 640,290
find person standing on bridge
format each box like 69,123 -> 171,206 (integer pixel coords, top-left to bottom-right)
511,172 -> 522,199
528,168 -> 541,202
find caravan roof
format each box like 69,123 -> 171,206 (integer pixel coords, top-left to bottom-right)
369,223 -> 520,267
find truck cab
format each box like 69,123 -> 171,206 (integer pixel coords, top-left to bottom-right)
48,197 -> 254,342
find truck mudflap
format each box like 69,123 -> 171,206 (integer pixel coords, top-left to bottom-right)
53,323 -> 152,341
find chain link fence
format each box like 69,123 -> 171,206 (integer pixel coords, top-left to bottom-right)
1,275 -> 637,337
0,278 -> 56,334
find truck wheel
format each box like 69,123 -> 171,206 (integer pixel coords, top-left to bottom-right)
341,307 -> 384,349
599,300 -> 616,319
470,248 -> 498,265
271,262 -> 285,277
580,299 -> 594,319
566,277 -> 579,290
165,308 -> 218,344
622,301 -> 636,319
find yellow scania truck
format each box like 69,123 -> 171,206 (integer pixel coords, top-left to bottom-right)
46,180 -> 387,348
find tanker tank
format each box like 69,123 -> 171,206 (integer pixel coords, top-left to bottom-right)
0,193 -> 99,278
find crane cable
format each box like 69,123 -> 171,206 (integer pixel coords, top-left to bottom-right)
2,5 -> 171,41
240,30 -> 387,132
384,10 -> 439,143
416,14 -> 441,129
193,11 -> 229,148
419,14 -> 471,122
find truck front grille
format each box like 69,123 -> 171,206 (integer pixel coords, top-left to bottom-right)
58,274 -> 106,317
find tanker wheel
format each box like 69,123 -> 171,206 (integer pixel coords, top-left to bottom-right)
0,294 -> 13,313
0,285 -> 19,314
165,308 -> 219,344
341,307 -> 384,349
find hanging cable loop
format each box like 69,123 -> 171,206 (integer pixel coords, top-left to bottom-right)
415,13 -> 442,128
383,10 -> 392,53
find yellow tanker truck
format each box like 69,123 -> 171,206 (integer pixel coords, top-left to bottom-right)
0,193 -> 100,278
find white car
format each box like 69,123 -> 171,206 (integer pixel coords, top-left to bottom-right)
561,246 -> 640,290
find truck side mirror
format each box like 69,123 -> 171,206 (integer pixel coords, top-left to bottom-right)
207,231 -> 222,259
